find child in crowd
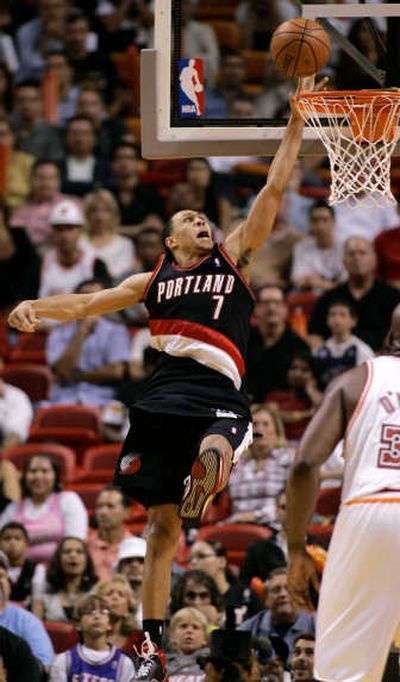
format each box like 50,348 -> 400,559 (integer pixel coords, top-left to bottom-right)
0,522 -> 39,607
49,594 -> 136,681
166,607 -> 209,678
313,300 -> 374,388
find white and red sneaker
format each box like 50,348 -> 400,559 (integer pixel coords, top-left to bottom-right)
179,447 -> 230,527
133,633 -> 167,681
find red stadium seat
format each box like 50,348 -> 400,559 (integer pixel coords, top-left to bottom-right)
315,487 -> 342,519
202,489 -> 232,525
308,524 -> 334,546
286,292 -> 319,321
196,524 -> 272,567
74,444 -> 121,483
3,443 -> 76,483
66,482 -> 103,514
203,20 -> 241,50
2,363 -> 53,402
8,332 -> 48,364
29,406 -> 101,460
44,621 -> 78,654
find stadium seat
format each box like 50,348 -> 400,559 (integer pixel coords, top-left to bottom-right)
74,444 -> 121,483
29,405 -> 102,461
111,46 -> 140,115
242,50 -> 267,84
44,621 -> 78,654
3,443 -> 76,483
286,292 -> 319,321
66,482 -> 103,514
308,524 -> 334,547
196,524 -> 272,567
0,316 -> 9,359
315,487 -> 342,519
203,20 -> 241,50
2,363 -> 53,402
196,0 -> 238,21
8,332 -> 48,364
202,489 -> 232,525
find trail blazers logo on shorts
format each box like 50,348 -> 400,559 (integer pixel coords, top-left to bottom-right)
120,453 -> 142,475
179,58 -> 204,117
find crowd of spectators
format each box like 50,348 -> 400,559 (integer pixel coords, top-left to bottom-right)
0,1 -> 398,680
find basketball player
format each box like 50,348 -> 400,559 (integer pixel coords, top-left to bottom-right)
286,305 -> 400,682
8,78 -> 316,682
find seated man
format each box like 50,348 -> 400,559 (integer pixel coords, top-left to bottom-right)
46,279 -> 130,406
88,486 -> 133,580
0,550 -> 54,672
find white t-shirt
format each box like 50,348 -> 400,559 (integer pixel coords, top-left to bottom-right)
39,244 -> 100,298
334,199 -> 399,245
291,236 -> 346,286
66,156 -> 95,182
0,382 -> 33,441
83,235 -> 135,278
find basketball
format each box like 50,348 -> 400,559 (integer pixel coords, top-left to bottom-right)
271,18 -> 330,78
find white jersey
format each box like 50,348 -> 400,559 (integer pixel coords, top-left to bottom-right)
342,356 -> 400,503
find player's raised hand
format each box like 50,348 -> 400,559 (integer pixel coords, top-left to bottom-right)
288,548 -> 320,613
8,301 -> 41,333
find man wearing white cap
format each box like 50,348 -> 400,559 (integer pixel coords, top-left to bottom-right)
39,199 -> 110,299
116,536 -> 147,627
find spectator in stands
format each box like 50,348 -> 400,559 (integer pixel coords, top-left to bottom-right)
188,540 -> 263,624
0,453 -> 88,564
0,64 -> 14,117
290,632 -> 315,682
115,536 -> 146,627
63,10 -> 121,112
170,570 -> 224,628
227,405 -> 294,525
77,86 -> 129,158
88,486 -> 133,580
374,222 -> 400,289
246,285 -> 310,402
12,80 -> 63,160
239,568 -> 315,662
92,574 -> 140,653
10,159 -> 72,250
313,300 -> 374,389
59,115 -> 111,197
133,226 -> 164,274
110,142 -> 165,235
285,161 -> 322,235
96,0 -> 154,51
0,549 -> 54,671
0,624 -> 42,682
0,116 -> 34,209
184,157 -> 232,233
45,50 -> 80,126
0,354 -> 33,450
291,201 -> 346,292
181,0 -> 220,87
0,195 -> 40,312
166,607 -> 210,677
50,593 -> 136,681
16,0 -> 67,81
32,536 -> 98,622
249,195 -> 303,289
39,201 -> 110,298
46,278 -> 130,405
308,236 -> 400,351
205,50 -> 247,118
254,53 -> 295,120
239,490 -> 288,585
334,193 -> 398,246
337,18 -> 385,91
83,189 -> 134,278
264,352 -> 323,442
0,521 -> 39,607
236,0 -> 298,50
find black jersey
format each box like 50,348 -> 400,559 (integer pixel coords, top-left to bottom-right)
135,244 -> 254,419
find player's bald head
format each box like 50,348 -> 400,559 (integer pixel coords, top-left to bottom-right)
382,304 -> 400,356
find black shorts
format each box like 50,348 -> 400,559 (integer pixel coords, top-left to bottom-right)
113,407 -> 252,508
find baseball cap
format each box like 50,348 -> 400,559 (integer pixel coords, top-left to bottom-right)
50,199 -> 84,227
0,550 -> 9,571
117,537 -> 147,563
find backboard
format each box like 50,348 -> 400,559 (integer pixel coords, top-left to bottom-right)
141,1 -> 400,158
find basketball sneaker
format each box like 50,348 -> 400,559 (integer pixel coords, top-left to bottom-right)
133,633 -> 167,681
179,447 -> 230,527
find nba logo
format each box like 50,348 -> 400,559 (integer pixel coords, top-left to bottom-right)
178,59 -> 204,118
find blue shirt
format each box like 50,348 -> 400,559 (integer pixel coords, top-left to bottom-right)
46,318 -> 131,406
238,608 -> 316,657
0,603 -> 54,666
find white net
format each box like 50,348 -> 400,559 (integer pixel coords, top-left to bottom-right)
297,90 -> 400,208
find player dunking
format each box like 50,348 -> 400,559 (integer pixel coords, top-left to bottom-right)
287,306 -> 400,682
9,78 -> 316,682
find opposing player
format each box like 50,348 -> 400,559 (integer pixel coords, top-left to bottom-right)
9,78 -> 316,682
286,306 -> 400,682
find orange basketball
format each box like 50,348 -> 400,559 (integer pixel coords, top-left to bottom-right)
271,18 -> 330,78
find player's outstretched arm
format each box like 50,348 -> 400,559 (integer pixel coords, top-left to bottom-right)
8,272 -> 152,333
224,76 -> 326,273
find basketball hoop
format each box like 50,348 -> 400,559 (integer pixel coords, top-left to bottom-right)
297,90 -> 400,207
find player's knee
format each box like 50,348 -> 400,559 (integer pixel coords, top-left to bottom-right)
147,507 -> 181,557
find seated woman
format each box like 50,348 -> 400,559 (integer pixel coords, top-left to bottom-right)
170,569 -> 224,628
166,607 -> 209,678
92,574 -> 142,653
187,540 -> 263,625
264,352 -> 323,442
32,536 -> 97,622
82,188 -> 135,279
227,405 -> 295,526
0,454 -> 88,564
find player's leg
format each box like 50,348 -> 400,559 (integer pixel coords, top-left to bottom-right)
179,419 -> 253,527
